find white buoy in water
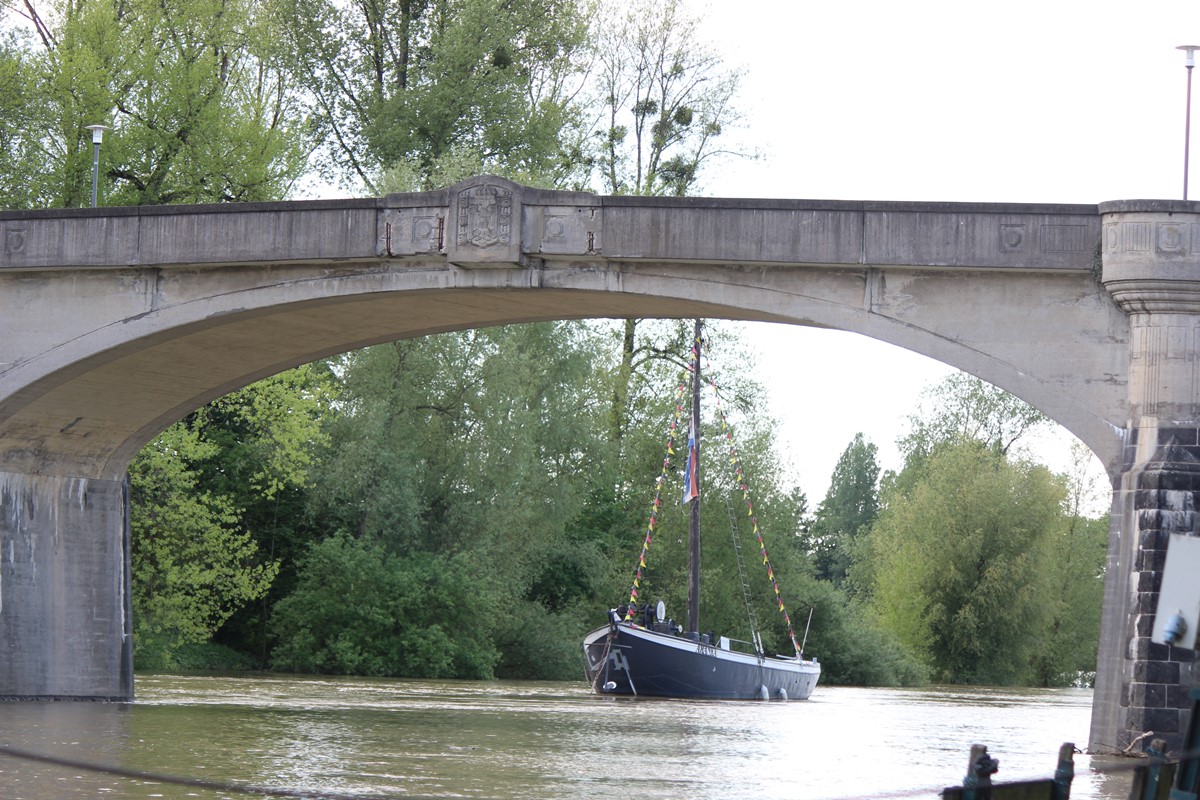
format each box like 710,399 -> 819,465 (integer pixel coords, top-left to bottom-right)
758,685 -> 769,700
777,688 -> 788,701
603,681 -> 617,692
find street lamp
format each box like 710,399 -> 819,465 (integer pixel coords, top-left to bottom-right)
84,124 -> 109,208
1177,46 -> 1200,201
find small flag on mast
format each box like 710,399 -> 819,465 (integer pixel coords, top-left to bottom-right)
681,421 -> 699,504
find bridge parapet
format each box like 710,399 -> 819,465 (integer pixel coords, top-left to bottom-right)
2,176 -> 1103,274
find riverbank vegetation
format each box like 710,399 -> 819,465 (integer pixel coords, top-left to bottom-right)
2,0 -> 1107,687
123,320 -> 1107,688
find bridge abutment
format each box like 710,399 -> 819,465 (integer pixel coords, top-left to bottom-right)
0,472 -> 132,700
1094,200 -> 1200,753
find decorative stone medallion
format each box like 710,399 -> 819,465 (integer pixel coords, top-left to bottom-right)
999,224 -> 1025,252
4,228 -> 27,256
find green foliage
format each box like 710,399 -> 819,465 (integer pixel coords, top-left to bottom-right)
270,534 -> 499,678
135,636 -> 259,672
0,28 -> 50,208
131,366 -> 331,659
900,372 -> 1049,462
298,322 -> 621,679
493,601 -> 590,680
867,440 -> 1067,684
856,373 -> 1107,687
604,318 -> 694,446
806,433 -> 880,589
789,580 -> 928,687
278,0 -> 591,191
129,423 -> 279,643
1030,512 -> 1108,687
5,0 -> 307,208
191,365 -> 333,502
590,0 -> 749,196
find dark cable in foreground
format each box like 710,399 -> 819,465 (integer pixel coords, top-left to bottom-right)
6,738 -> 1200,800
0,743 -> 416,800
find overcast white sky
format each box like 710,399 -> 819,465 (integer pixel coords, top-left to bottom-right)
678,0 -> 1200,507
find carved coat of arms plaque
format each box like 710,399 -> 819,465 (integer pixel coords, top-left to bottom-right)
457,184 -> 512,249
447,179 -> 523,267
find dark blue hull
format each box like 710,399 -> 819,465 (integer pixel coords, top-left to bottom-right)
583,623 -> 819,700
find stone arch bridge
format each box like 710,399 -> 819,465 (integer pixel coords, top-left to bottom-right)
0,176 -> 1195,753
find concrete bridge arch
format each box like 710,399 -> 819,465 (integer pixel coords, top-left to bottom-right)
0,177 -> 1194,754
0,185 -> 1125,482
7,278 -> 1124,476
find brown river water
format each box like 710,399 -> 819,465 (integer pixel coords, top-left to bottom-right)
0,675 -> 1137,800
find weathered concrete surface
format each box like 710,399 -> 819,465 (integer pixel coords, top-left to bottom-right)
0,473 -> 131,699
0,177 -> 1163,749
1089,201 -> 1200,754
0,182 -> 1124,483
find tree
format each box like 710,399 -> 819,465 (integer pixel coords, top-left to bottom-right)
191,366 -> 334,661
0,27 -> 51,208
297,323 -> 619,679
604,318 -> 694,445
129,423 -> 279,655
855,372 -> 1109,687
5,0 -> 308,207
807,433 -> 880,588
899,372 -> 1049,462
1030,441 -> 1109,687
868,440 -> 1065,684
587,0 -> 752,454
278,0 -> 591,192
589,0 -> 747,196
270,534 -> 499,678
130,366 -> 331,665
1029,511 -> 1107,687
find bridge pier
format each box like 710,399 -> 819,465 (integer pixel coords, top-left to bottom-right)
0,472 -> 132,700
1093,201 -> 1200,753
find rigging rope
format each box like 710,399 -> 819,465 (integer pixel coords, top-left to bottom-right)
724,489 -> 764,654
705,368 -> 805,657
623,369 -> 690,621
620,330 -> 807,657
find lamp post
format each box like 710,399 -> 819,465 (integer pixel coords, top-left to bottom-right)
84,124 -> 109,208
1177,46 -> 1200,201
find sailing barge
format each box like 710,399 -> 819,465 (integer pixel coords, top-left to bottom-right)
583,321 -> 820,700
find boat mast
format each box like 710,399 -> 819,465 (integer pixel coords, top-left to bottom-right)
687,319 -> 702,635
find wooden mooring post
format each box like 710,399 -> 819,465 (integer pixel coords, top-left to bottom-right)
1127,689 -> 1200,800
1128,739 -> 1173,800
942,742 -> 1075,800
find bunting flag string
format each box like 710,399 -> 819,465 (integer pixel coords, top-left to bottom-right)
619,338 -> 804,657
623,366 -> 693,621
704,364 -> 804,658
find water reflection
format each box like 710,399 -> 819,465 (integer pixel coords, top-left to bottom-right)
2,703 -> 133,799
0,676 -> 1134,800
